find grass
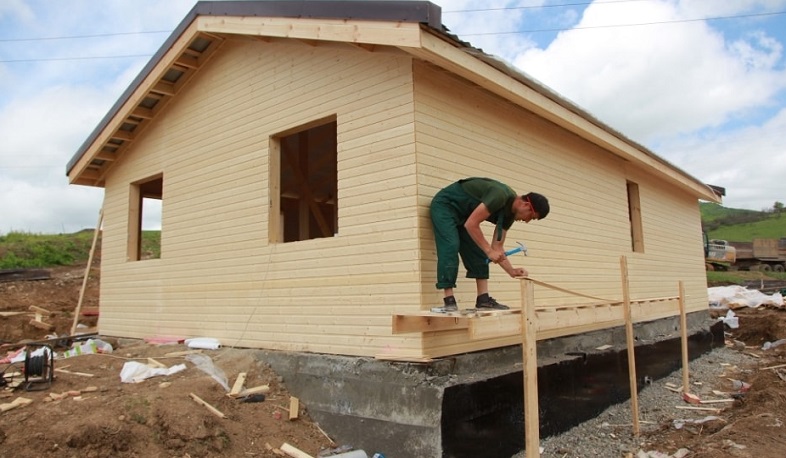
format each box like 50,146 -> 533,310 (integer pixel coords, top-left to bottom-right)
701,202 -> 786,242
0,231 -> 95,269
707,270 -> 786,285
707,215 -> 786,241
0,230 -> 161,269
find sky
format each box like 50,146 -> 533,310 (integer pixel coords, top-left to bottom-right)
1,0 -> 785,235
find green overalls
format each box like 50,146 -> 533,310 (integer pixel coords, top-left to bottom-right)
430,178 -> 517,289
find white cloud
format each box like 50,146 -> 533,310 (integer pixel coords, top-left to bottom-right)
513,1 -> 786,143
661,106 -> 786,210
0,0 -> 194,235
504,0 -> 786,209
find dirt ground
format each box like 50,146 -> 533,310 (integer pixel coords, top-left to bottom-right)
0,264 -> 785,457
0,264 -> 336,458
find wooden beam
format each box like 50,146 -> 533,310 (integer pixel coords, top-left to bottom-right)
468,313 -> 522,340
175,53 -> 200,69
131,106 -> 154,119
196,16 -> 422,48
110,130 -> 134,141
392,314 -> 469,334
151,81 -> 176,96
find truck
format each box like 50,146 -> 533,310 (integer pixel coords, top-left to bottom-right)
728,238 -> 786,272
703,232 -> 736,271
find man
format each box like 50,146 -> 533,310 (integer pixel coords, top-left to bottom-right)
430,177 -> 549,312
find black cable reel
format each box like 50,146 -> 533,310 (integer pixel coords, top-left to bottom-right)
23,344 -> 54,391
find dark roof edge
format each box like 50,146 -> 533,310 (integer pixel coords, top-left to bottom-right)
67,1 -> 442,175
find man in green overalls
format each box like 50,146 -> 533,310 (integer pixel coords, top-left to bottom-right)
430,177 -> 549,312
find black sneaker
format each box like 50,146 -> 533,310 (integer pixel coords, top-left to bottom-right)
442,296 -> 458,312
476,295 -> 509,310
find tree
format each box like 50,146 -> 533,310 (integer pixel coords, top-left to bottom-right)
775,201 -> 784,218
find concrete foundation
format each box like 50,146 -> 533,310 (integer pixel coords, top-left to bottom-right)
254,311 -> 723,458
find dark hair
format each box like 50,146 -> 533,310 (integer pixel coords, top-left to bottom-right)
525,192 -> 549,219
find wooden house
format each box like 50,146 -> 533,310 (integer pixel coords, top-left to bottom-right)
67,1 -> 720,361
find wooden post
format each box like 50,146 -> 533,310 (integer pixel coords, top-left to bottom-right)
620,256 -> 640,436
678,281 -> 690,393
71,206 -> 103,336
521,279 -> 540,458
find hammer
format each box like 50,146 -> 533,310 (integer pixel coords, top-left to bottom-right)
485,241 -> 527,264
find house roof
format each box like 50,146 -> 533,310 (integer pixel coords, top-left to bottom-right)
67,0 -> 721,203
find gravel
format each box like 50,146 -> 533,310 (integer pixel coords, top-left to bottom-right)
511,345 -> 754,458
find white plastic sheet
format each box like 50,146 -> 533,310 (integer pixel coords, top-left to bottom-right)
120,361 -> 187,383
708,285 -> 784,310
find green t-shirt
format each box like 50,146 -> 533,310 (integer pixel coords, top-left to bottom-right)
458,177 -> 517,237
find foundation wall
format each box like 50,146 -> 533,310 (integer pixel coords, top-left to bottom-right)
255,311 -> 722,457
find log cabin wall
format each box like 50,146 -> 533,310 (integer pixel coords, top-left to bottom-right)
99,38 -> 429,357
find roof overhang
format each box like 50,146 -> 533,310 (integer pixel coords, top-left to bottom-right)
67,0 -> 720,203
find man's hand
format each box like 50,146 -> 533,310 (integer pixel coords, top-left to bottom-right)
508,267 -> 528,278
486,248 -> 507,264
499,258 -> 528,278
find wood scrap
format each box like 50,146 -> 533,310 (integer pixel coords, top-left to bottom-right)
682,392 -> 701,404
266,443 -> 286,456
0,397 -> 32,413
189,392 -> 226,419
164,349 -> 202,357
231,384 -> 270,398
700,398 -> 735,404
28,305 -> 55,331
55,368 -> 95,378
289,396 -> 300,420
229,372 -> 247,396
280,442 -> 313,458
146,358 -> 167,368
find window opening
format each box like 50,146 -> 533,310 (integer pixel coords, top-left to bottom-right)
271,119 -> 337,243
129,175 -> 162,260
626,180 -> 644,253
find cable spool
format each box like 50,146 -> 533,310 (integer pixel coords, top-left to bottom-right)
23,344 -> 54,391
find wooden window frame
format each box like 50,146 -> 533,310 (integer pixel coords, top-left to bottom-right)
128,174 -> 163,261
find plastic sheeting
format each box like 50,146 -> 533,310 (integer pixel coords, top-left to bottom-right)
708,285 -> 784,310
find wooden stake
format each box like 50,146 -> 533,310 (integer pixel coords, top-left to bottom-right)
71,206 -> 103,336
620,256 -> 640,436
521,279 -> 540,458
678,281 -> 690,394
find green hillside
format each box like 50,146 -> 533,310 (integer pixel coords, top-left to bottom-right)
701,202 -> 786,242
0,230 -> 160,269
